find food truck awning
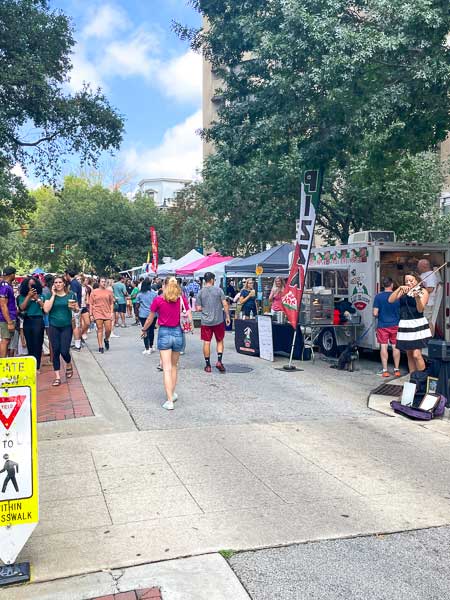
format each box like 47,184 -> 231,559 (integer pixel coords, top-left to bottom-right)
157,249 -> 203,276
225,244 -> 294,278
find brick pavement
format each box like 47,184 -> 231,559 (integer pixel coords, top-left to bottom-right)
37,359 -> 93,422
90,589 -> 162,600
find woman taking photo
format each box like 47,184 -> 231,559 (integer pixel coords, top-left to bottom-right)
136,279 -> 157,354
43,275 -> 79,386
141,276 -> 192,410
18,277 -> 45,372
388,272 -> 431,373
269,277 -> 285,314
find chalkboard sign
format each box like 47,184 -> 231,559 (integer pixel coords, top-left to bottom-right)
258,315 -> 274,362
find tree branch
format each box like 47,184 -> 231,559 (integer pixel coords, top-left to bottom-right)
9,130 -> 63,148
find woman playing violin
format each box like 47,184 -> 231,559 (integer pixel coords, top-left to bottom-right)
388,272 -> 432,373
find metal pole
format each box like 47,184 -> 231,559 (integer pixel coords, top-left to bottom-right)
282,328 -> 302,371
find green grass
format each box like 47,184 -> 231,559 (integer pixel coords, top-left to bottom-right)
219,549 -> 236,560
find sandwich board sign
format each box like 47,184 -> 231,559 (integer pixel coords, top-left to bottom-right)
0,357 -> 38,584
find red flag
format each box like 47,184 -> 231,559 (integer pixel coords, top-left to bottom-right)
282,245 -> 306,329
282,169 -> 323,329
150,227 -> 158,273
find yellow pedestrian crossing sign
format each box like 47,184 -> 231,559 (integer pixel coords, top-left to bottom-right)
0,357 -> 38,565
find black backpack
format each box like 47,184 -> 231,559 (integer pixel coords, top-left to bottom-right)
410,370 -> 429,407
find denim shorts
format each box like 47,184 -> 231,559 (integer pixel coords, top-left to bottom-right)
157,326 -> 185,352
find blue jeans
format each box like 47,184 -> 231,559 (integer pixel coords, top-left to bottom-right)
157,326 -> 185,352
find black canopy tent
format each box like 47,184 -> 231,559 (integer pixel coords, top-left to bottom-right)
225,243 -> 294,278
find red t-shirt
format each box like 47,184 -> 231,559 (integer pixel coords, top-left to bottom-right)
150,295 -> 188,327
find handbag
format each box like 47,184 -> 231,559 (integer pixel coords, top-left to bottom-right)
179,297 -> 192,333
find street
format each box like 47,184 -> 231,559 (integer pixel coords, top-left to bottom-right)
4,325 -> 450,599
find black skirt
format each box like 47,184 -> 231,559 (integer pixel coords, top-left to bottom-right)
396,317 -> 432,350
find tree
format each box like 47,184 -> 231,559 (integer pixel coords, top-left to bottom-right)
0,0 -> 124,224
319,150 -> 450,243
180,1 -> 450,170
163,183 -> 214,258
199,151 -> 301,254
177,1 -> 450,247
27,178 -> 165,274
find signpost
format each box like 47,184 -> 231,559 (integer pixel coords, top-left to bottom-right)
0,357 -> 38,586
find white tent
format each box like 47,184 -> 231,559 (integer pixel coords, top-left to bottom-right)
157,249 -> 203,276
193,258 -> 236,279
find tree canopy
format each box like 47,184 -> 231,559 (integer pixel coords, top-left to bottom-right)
176,0 -> 450,245
0,0 -> 124,229
181,0 -> 450,170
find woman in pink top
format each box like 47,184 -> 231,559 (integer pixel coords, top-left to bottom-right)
269,277 -> 285,313
141,277 -> 192,410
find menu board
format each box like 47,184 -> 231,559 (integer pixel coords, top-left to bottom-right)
257,316 -> 274,362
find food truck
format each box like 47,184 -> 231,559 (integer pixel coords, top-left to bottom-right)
305,231 -> 450,356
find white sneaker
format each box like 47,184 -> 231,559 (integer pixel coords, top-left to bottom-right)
149,348 -> 154,354
172,392 -> 178,402
111,332 -> 120,338
142,349 -> 150,355
162,400 -> 174,410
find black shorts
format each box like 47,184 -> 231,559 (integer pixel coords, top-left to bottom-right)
81,307 -> 88,315
116,303 -> 127,313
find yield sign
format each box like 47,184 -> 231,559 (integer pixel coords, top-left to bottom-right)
0,395 -> 26,430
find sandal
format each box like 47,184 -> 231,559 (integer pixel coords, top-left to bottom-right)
66,365 -> 73,379
52,378 -> 61,387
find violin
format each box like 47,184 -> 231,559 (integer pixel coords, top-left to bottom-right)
406,284 -> 425,299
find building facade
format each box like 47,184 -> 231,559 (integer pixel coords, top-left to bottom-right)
137,178 -> 191,209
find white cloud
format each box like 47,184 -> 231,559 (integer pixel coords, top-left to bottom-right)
68,44 -> 105,91
156,50 -> 202,104
123,110 -> 203,180
11,164 -> 39,190
83,4 -> 130,40
101,29 -> 160,79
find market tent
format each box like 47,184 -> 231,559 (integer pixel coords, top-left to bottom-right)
225,243 -> 294,278
31,267 -> 45,275
193,258 -> 237,279
157,249 -> 203,276
176,252 -> 234,276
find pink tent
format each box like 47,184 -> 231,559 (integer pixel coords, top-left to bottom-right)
176,252 -> 234,276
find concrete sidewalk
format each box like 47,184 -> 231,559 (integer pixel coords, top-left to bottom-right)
6,554 -> 251,600
5,330 -> 450,596
11,412 -> 450,584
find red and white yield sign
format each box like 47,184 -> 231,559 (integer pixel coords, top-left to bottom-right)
0,357 -> 38,565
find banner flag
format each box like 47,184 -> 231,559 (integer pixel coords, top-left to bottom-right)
282,169 -> 323,329
150,227 -> 158,273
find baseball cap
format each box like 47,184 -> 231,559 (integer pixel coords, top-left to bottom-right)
3,266 -> 16,276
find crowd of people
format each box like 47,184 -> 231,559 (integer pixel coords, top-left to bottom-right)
0,267 -> 237,411
0,256 -> 443,409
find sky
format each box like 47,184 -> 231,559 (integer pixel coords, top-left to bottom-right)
50,0 -> 203,186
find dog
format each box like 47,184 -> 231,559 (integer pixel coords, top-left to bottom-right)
330,342 -> 359,372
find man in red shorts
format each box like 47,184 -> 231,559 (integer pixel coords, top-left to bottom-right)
196,272 -> 231,372
373,277 -> 401,377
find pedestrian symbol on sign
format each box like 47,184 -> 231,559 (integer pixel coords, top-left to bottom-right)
1,454 -> 19,493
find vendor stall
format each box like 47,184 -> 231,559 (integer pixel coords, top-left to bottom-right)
157,249 -> 203,277
225,243 -> 293,278
176,252 -> 233,277
193,258 -> 236,280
